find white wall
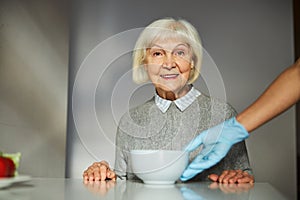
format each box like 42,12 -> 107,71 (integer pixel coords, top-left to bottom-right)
67,0 -> 296,199
0,0 -> 69,177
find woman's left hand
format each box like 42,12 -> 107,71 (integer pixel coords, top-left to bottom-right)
208,170 -> 254,184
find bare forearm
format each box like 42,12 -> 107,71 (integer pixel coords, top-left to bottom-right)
236,58 -> 300,132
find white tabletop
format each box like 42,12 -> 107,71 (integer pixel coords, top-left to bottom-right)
0,178 -> 288,200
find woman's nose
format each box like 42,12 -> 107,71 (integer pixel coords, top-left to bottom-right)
162,54 -> 175,69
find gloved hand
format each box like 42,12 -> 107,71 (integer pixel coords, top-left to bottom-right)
180,117 -> 249,181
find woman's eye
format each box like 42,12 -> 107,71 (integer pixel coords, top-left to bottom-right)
153,51 -> 162,56
174,50 -> 185,56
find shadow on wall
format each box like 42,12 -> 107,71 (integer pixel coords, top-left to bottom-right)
0,0 -> 69,177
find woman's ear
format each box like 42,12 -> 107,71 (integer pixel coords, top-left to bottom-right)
143,63 -> 148,71
190,60 -> 194,69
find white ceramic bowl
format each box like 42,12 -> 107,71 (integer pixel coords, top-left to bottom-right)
130,150 -> 189,185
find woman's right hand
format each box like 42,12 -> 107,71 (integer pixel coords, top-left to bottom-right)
83,161 -> 117,182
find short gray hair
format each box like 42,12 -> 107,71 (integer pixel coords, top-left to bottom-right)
132,17 -> 202,84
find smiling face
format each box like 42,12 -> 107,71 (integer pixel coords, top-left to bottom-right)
145,38 -> 194,100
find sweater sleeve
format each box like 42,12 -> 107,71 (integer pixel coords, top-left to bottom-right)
114,125 -> 128,178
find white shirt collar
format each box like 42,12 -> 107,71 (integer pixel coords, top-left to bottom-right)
154,86 -> 201,113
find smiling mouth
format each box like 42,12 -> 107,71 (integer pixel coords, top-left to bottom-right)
160,74 -> 179,79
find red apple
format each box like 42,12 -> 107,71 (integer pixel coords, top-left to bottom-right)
0,156 -> 16,177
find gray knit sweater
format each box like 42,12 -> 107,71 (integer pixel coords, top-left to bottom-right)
114,93 -> 252,182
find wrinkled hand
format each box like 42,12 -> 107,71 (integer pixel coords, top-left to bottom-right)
209,170 -> 254,184
83,161 -> 116,182
180,117 -> 249,181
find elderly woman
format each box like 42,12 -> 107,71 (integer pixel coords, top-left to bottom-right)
83,17 -> 254,184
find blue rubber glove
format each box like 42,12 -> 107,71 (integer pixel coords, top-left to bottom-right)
180,117 -> 249,181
